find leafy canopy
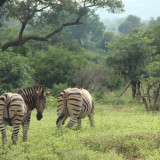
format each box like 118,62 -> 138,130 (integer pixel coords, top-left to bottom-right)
0,0 -> 124,51
106,30 -> 156,82
30,46 -> 88,88
118,15 -> 142,35
0,51 -> 33,94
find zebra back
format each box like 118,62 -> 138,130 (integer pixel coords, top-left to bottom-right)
18,85 -> 45,110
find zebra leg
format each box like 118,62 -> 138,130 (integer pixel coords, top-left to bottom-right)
77,119 -> 82,129
22,120 -> 30,142
0,124 -> 7,145
12,125 -> 20,145
88,112 -> 94,127
56,115 -> 68,129
0,97 -> 6,145
22,112 -> 31,142
66,117 -> 77,129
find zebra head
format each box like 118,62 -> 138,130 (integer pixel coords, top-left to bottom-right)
35,86 -> 50,120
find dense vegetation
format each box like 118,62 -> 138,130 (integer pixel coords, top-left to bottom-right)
0,10 -> 159,98
0,1 -> 160,159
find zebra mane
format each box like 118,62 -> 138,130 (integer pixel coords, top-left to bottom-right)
18,85 -> 46,110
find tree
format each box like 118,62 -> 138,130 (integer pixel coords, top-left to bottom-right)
0,51 -> 33,95
29,46 -> 88,88
97,31 -> 116,51
106,30 -> 156,98
75,65 -> 108,92
118,15 -> 142,35
144,24 -> 160,55
69,10 -> 105,50
148,16 -> 160,26
0,0 -> 124,52
142,79 -> 160,111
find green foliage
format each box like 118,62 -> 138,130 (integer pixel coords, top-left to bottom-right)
106,30 -> 156,82
46,96 -> 57,109
0,26 -> 19,45
69,10 -> 105,51
148,16 -> 160,27
30,46 -> 87,88
52,83 -> 68,98
0,51 -> 33,95
147,55 -> 160,77
12,44 -> 30,57
0,0 -> 124,51
118,15 -> 143,35
144,24 -> 160,55
97,31 -> 116,51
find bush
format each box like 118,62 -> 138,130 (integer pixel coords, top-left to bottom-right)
46,96 -> 57,108
52,83 -> 68,98
0,51 -> 33,95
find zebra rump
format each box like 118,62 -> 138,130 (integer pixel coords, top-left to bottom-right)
0,93 -> 26,145
56,88 -> 94,129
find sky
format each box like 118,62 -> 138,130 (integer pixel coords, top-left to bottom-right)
96,0 -> 160,21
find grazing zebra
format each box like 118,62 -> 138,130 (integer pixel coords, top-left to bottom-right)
0,85 -> 50,145
56,88 -> 94,129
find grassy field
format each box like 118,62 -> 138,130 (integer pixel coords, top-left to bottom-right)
1,101 -> 160,160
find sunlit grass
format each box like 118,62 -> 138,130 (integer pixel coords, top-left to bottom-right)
1,104 -> 160,160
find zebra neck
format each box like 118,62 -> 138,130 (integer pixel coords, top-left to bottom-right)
25,101 -> 36,111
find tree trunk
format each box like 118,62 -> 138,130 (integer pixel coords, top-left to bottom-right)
131,81 -> 137,99
131,80 -> 141,99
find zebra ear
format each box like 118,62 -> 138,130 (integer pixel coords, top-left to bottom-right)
35,90 -> 41,97
40,85 -> 45,95
44,92 -> 51,97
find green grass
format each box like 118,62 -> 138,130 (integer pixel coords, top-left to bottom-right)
1,104 -> 160,160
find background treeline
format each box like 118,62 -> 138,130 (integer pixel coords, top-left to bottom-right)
0,10 -> 160,104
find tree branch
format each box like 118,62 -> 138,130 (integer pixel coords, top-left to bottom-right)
45,15 -> 82,39
19,22 -> 27,41
0,0 -> 7,7
0,15 -> 83,51
118,82 -> 131,98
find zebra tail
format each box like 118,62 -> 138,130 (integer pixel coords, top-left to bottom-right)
56,90 -> 68,126
92,100 -> 95,114
63,91 -> 68,109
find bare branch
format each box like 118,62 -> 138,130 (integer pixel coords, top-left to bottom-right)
118,82 -> 131,98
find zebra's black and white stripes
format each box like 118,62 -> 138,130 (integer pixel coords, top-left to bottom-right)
56,88 -> 94,129
0,93 -> 26,145
0,85 -> 50,145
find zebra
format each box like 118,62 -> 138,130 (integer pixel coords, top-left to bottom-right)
56,88 -> 94,129
0,85 -> 50,145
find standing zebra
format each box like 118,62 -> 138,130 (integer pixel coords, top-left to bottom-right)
56,88 -> 94,129
0,85 -> 50,145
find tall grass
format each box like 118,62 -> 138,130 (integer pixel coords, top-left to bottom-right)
93,87 -> 138,106
1,96 -> 160,159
